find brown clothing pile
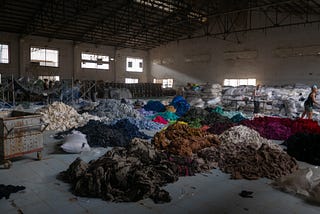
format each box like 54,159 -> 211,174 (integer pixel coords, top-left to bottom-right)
153,122 -> 220,157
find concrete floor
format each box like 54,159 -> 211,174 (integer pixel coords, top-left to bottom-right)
0,131 -> 320,214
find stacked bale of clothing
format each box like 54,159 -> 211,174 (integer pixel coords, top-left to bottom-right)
220,84 -> 311,116
200,83 -> 222,106
184,83 -> 222,108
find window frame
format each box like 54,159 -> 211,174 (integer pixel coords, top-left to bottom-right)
38,75 -> 60,81
125,78 -> 139,84
223,78 -> 256,87
153,78 -> 174,88
30,46 -> 59,68
126,57 -> 143,72
0,43 -> 10,64
81,52 -> 110,70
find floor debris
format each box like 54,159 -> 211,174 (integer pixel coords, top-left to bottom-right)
0,184 -> 26,200
239,190 -> 254,198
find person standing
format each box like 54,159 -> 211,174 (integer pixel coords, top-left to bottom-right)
253,84 -> 262,116
301,85 -> 319,119
43,79 -> 49,90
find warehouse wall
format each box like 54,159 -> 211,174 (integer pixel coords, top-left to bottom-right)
115,48 -> 149,83
20,36 -> 74,79
0,32 -> 20,77
150,24 -> 320,87
74,43 -> 115,81
0,32 -> 148,82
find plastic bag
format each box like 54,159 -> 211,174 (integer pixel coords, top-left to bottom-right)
272,167 -> 320,203
61,131 -> 90,153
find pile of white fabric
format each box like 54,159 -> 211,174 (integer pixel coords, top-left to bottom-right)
218,125 -> 282,151
36,102 -> 99,131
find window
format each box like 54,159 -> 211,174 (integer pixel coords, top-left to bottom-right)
30,47 -> 59,67
125,78 -> 139,84
126,57 -> 143,72
38,75 -> 60,81
153,78 -> 173,88
223,78 -> 256,87
0,44 -> 9,63
81,52 -> 109,70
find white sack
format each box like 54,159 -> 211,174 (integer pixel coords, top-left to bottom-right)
61,130 -> 90,153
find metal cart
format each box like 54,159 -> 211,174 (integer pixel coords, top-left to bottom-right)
0,110 -> 47,168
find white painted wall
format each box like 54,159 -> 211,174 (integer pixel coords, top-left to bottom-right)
0,32 -> 148,82
150,24 -> 320,87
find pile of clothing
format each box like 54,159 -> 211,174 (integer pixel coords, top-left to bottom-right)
178,107 -> 209,125
170,96 -> 190,117
153,122 -> 220,157
241,116 -> 320,140
143,100 -> 165,112
36,102 -> 99,131
199,126 -> 298,180
112,117 -> 165,131
284,133 -> 320,165
59,138 -> 202,203
88,99 -> 141,120
70,120 -> 150,147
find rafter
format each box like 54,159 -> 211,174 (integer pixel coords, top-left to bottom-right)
0,0 -> 319,50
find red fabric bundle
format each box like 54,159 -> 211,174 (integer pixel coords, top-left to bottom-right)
153,116 -> 169,124
241,116 -> 320,140
206,122 -> 235,135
